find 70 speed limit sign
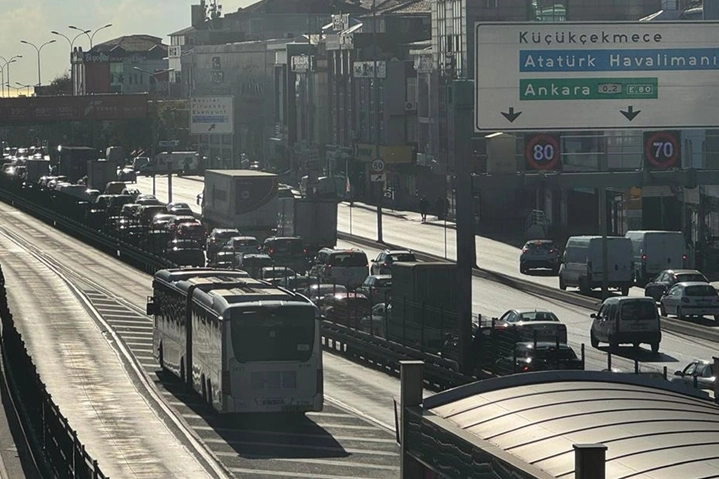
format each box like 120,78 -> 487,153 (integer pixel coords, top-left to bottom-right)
643,131 -> 681,170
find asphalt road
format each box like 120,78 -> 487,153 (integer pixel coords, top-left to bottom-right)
137,175 -> 719,377
0,200 -> 404,478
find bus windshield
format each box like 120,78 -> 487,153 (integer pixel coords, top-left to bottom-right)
231,305 -> 315,362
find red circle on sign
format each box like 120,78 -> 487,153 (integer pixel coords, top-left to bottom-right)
525,134 -> 560,170
644,131 -> 679,169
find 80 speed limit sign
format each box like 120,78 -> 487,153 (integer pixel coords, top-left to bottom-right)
525,134 -> 561,171
643,131 -> 681,170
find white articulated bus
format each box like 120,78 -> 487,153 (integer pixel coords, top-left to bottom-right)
148,268 -> 323,414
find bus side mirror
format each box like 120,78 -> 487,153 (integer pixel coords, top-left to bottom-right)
146,296 -> 156,316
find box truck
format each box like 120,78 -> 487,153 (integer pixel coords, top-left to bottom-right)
201,170 -> 279,241
277,196 -> 338,253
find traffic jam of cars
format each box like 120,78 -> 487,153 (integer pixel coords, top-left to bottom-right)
2,145 -> 715,385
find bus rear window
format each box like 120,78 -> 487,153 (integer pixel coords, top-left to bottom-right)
231,306 -> 315,362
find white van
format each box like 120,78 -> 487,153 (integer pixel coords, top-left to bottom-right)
559,236 -> 634,295
310,248 -> 369,289
590,296 -> 661,353
625,230 -> 687,286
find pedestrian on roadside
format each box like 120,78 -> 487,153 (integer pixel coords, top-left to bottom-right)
419,195 -> 429,222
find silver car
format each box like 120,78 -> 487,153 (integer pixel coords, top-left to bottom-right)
660,281 -> 719,320
519,239 -> 561,274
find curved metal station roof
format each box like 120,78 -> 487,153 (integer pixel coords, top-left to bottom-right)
424,371 -> 719,479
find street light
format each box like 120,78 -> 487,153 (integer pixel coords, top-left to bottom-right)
16,82 -> 33,96
0,59 -> 17,98
0,55 -> 22,97
69,23 -> 112,49
51,29 -> 90,52
20,39 -> 56,86
133,66 -> 174,97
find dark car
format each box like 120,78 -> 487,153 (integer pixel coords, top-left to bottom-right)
494,308 -> 561,327
321,292 -> 372,329
370,249 -> 417,275
234,253 -> 273,278
519,239 -> 561,274
206,228 -> 241,260
301,283 -> 348,305
671,360 -> 715,391
356,275 -> 392,304
494,342 -> 584,375
174,222 -> 207,243
117,166 -> 137,183
644,269 -> 710,302
166,239 -> 205,267
263,236 -> 309,274
207,250 -> 235,269
166,202 -> 194,216
139,230 -> 173,256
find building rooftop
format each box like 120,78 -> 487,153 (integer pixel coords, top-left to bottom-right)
240,0 -> 368,14
93,35 -> 167,53
425,371 -> 719,479
168,25 -> 197,37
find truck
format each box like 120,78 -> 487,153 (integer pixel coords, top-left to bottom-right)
105,146 -> 125,168
388,262 -> 458,351
86,160 -> 117,191
55,146 -> 100,183
201,170 -> 279,241
24,158 -> 52,183
135,151 -> 198,176
277,196 -> 338,253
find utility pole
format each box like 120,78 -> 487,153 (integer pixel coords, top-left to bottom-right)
372,0 -> 384,243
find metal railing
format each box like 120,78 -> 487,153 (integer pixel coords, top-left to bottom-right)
0,265 -> 108,478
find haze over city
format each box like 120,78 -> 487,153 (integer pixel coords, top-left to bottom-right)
0,0 -> 254,91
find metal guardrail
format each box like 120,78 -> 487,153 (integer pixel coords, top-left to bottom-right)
0,265 -> 108,479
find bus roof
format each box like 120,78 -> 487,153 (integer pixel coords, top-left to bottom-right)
154,268 -> 250,286
193,285 -> 311,315
177,276 -> 267,294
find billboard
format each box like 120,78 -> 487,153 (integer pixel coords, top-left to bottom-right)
190,96 -> 234,135
0,94 -> 148,124
475,21 -> 719,131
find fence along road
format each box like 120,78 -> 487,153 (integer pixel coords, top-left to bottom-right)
0,200 -> 401,478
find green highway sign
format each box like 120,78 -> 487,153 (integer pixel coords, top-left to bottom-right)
475,21 -> 719,131
520,77 -> 658,100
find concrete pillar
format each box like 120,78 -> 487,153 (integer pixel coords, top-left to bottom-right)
400,360 -> 424,479
574,443 -> 608,479
713,357 -> 719,405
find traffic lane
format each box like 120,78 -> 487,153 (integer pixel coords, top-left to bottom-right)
337,236 -> 719,376
132,179 -> 716,372
0,203 -> 425,439
136,176 -> 202,213
0,230 -> 214,479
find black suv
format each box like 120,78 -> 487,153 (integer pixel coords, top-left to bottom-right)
262,236 -> 308,274
494,342 -> 583,375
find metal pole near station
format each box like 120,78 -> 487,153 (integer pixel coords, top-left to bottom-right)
600,139 -> 609,298
372,0 -> 384,243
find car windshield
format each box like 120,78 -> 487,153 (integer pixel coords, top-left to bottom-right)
375,278 -> 392,288
214,230 -> 239,239
685,285 -> 717,297
230,306 -> 315,362
270,239 -> 304,254
233,238 -> 258,247
389,253 -> 416,262
263,268 -> 294,278
621,301 -> 658,320
313,284 -> 347,296
533,347 -> 578,361
329,253 -> 367,267
525,242 -> 555,251
517,311 -> 559,322
676,273 -> 708,283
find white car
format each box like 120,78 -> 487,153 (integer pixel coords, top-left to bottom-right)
660,281 -> 719,320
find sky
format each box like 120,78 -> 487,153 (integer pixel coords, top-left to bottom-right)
0,0 -> 255,90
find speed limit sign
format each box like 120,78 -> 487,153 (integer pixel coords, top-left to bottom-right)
525,134 -> 561,171
371,158 -> 385,173
643,131 -> 680,170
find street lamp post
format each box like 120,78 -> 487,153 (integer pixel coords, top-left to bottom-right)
20,39 -> 56,86
69,24 -> 112,49
0,55 -> 22,97
51,29 -> 90,53
16,82 -> 32,96
133,66 -> 174,98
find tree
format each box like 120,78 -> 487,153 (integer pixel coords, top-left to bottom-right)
46,73 -> 72,95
